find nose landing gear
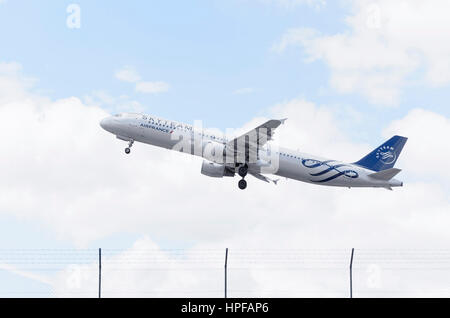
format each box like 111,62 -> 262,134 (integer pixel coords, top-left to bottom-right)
125,140 -> 134,154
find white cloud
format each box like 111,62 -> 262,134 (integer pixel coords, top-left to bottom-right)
135,81 -> 170,94
115,65 -> 169,94
87,90 -> 115,105
384,108 -> 450,180
0,61 -> 22,75
0,61 -> 38,104
274,0 -> 450,105
0,63 -> 449,296
83,91 -> 144,113
114,66 -> 141,83
267,98 -> 368,161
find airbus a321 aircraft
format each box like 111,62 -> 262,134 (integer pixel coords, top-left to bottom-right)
100,113 -> 407,190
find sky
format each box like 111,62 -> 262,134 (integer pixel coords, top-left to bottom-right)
0,0 -> 449,297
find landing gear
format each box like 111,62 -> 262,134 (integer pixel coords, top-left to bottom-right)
238,179 -> 247,190
125,140 -> 134,154
238,165 -> 248,178
237,164 -> 248,190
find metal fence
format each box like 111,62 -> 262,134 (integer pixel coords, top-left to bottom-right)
1,248 -> 450,297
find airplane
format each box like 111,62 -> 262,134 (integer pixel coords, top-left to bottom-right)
100,112 -> 407,190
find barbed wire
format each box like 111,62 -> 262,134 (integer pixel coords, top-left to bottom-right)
1,248 -> 450,297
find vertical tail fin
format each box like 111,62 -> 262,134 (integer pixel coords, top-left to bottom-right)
354,136 -> 408,172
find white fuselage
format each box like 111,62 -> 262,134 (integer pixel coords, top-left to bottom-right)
100,113 -> 403,189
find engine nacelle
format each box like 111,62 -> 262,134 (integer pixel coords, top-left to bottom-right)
201,160 -> 234,178
202,141 -> 226,164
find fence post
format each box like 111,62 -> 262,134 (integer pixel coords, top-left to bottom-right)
224,248 -> 228,298
99,248 -> 102,299
349,248 -> 354,298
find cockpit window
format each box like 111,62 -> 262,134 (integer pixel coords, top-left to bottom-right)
114,113 -> 142,118
123,112 -> 142,118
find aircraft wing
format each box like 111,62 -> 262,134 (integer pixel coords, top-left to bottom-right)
225,118 -> 287,162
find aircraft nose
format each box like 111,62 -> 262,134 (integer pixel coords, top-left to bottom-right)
100,116 -> 113,132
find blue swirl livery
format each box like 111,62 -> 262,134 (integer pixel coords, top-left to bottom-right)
302,159 -> 359,183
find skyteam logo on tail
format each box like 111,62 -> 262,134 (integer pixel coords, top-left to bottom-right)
354,135 -> 407,172
376,146 -> 397,164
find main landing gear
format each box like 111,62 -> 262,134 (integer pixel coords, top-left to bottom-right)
125,140 -> 134,154
237,164 -> 248,190
238,179 -> 247,190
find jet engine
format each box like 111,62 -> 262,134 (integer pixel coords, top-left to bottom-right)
202,141 -> 227,164
201,160 -> 234,178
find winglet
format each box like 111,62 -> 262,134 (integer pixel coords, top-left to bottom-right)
279,118 -> 288,125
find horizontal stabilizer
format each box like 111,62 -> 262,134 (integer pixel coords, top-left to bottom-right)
368,168 -> 402,181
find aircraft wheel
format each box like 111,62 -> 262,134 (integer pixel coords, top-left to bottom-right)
125,147 -> 131,154
238,179 -> 247,190
238,166 -> 248,178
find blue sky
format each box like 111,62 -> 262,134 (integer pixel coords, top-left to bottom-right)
1,1 -> 335,127
1,0 -> 450,297
2,0 -> 447,133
